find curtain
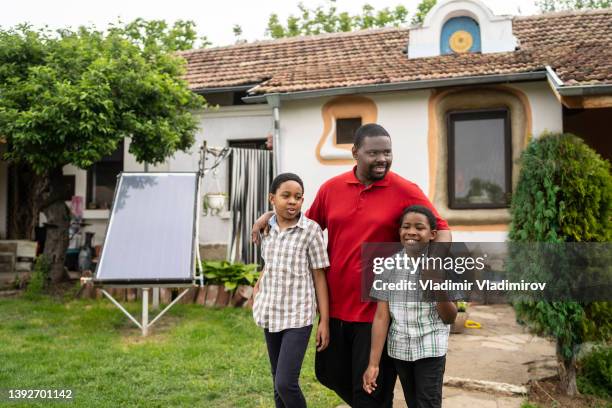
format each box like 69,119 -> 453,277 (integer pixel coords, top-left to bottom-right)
227,148 -> 273,264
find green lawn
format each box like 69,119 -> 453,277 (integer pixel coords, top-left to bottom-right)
0,297 -> 342,407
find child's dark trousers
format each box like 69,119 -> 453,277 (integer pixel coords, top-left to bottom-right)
394,355 -> 446,408
264,325 -> 312,408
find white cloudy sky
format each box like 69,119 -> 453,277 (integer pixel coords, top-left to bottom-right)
0,0 -> 540,47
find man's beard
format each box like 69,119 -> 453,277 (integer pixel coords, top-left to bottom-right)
368,163 -> 390,180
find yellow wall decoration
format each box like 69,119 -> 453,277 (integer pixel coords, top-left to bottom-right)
449,30 -> 474,53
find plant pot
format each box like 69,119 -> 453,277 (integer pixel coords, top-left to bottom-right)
205,285 -> 219,307
206,194 -> 226,211
451,311 -> 468,334
195,286 -> 207,305
215,287 -> 231,307
231,285 -> 253,307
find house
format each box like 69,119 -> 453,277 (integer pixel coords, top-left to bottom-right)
1,0 -> 610,259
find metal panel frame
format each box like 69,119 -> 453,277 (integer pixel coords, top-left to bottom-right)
95,171 -> 199,285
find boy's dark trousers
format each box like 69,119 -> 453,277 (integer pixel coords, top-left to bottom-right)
264,325 -> 312,408
315,318 -> 396,408
394,356 -> 446,408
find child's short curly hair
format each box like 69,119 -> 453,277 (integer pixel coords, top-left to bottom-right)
399,205 -> 437,230
270,172 -> 304,194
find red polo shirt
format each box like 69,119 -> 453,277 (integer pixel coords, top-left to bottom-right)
305,168 -> 449,323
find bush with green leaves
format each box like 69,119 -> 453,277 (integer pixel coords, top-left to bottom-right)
24,255 -> 50,299
509,132 -> 612,396
577,346 -> 612,399
201,261 -> 260,291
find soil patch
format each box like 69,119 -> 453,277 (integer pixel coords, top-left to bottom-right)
528,377 -> 610,408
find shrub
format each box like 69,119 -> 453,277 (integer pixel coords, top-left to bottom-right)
201,261 -> 260,291
25,255 -> 50,299
577,346 -> 612,399
509,132 -> 612,395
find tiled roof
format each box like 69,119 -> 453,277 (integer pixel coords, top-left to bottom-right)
179,9 -> 612,95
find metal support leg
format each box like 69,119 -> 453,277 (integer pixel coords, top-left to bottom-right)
102,286 -> 192,337
152,288 -> 160,310
142,288 -> 149,336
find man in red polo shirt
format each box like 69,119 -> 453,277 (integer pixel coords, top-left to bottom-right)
254,124 -> 451,407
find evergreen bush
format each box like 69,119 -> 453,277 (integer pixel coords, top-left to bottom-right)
509,132 -> 612,395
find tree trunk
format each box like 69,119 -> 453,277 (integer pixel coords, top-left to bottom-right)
41,168 -> 69,284
557,350 -> 578,396
7,164 -> 47,240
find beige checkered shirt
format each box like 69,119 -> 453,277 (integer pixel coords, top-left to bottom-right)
253,213 -> 329,332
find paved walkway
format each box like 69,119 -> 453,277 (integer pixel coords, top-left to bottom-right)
338,304 -> 557,408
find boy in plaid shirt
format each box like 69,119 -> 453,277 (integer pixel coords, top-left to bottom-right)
253,173 -> 330,408
363,205 -> 457,408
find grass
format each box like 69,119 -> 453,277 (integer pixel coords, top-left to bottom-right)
0,297 -> 342,407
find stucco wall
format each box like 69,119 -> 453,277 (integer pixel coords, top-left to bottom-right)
49,81 -> 562,248
278,81 -> 562,242
59,105 -> 272,247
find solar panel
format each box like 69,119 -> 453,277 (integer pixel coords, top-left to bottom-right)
95,172 -> 199,285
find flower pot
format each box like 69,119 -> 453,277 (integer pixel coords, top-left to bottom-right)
451,311 -> 468,334
206,194 -> 226,211
215,287 -> 231,307
205,285 -> 219,307
231,285 -> 253,307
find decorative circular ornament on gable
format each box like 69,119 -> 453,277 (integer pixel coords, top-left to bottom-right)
440,17 -> 481,55
449,30 -> 473,53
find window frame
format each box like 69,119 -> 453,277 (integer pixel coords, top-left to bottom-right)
447,108 -> 512,210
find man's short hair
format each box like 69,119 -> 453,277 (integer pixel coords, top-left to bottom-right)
354,123 -> 391,148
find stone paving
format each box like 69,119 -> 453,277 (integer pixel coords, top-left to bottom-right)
338,304 -> 557,408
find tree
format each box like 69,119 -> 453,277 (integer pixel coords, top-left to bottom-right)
509,133 -> 612,395
412,0 -> 437,25
266,0 -> 408,39
537,0 -> 611,12
0,21 -> 205,283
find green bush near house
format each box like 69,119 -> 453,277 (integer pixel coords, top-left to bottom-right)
201,260 -> 260,291
577,346 -> 612,399
509,132 -> 612,396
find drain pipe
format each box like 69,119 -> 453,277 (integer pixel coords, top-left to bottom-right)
267,94 -> 281,176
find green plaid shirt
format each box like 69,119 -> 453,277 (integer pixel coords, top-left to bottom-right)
370,249 -> 450,362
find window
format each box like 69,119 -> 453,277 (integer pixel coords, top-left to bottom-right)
86,141 -> 124,209
440,17 -> 481,55
228,138 -> 268,150
63,175 -> 76,201
447,109 -> 511,209
336,117 -> 362,145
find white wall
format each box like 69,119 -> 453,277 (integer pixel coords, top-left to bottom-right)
61,105 -> 273,247
280,91 -> 432,210
183,105 -> 273,245
54,82 -> 562,247
279,82 -> 563,242
511,82 -> 563,137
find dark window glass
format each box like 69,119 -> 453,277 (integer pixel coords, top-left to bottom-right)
448,109 -> 511,209
63,175 -> 76,201
86,141 -> 124,210
228,138 -> 268,150
336,117 -> 362,145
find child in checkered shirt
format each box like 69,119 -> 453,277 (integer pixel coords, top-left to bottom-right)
252,172 -> 330,408
363,205 -> 457,408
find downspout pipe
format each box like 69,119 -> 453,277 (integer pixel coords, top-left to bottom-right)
267,94 -> 281,176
